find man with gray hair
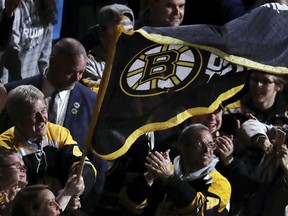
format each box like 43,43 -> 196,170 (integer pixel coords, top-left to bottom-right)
0,84 -> 96,214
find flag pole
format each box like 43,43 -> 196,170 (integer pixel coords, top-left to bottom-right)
77,25 -> 124,177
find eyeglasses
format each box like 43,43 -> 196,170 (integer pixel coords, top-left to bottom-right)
250,77 -> 275,85
195,141 -> 216,150
0,162 -> 27,170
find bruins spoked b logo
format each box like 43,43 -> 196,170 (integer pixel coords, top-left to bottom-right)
120,44 -> 202,97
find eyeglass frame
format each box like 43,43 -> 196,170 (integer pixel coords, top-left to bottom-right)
194,140 -> 217,150
249,77 -> 275,86
0,162 -> 27,170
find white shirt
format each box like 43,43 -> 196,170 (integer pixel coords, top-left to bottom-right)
42,74 -> 70,125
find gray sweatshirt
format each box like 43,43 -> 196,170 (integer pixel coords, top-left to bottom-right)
0,0 -> 52,83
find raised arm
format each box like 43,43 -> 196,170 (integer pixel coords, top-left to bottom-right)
56,174 -> 84,211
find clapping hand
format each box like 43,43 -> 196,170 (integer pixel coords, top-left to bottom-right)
215,135 -> 234,166
0,180 -> 27,213
145,150 -> 173,183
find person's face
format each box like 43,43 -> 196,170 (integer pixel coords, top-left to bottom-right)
35,189 -> 61,216
49,54 -> 86,90
190,109 -> 223,135
181,130 -> 214,173
16,99 -> 48,141
249,72 -> 280,107
151,0 -> 185,27
0,153 -> 27,190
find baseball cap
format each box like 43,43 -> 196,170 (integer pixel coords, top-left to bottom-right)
98,4 -> 135,28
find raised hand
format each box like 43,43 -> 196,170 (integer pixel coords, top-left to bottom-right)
56,174 -> 84,211
0,180 -> 27,213
215,135 -> 234,166
145,150 -> 173,183
6,180 -> 27,203
65,195 -> 81,211
63,174 -> 85,197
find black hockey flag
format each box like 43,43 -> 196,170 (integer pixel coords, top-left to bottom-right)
89,3 -> 288,160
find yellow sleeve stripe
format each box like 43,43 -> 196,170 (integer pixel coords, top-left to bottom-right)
208,171 -> 231,212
